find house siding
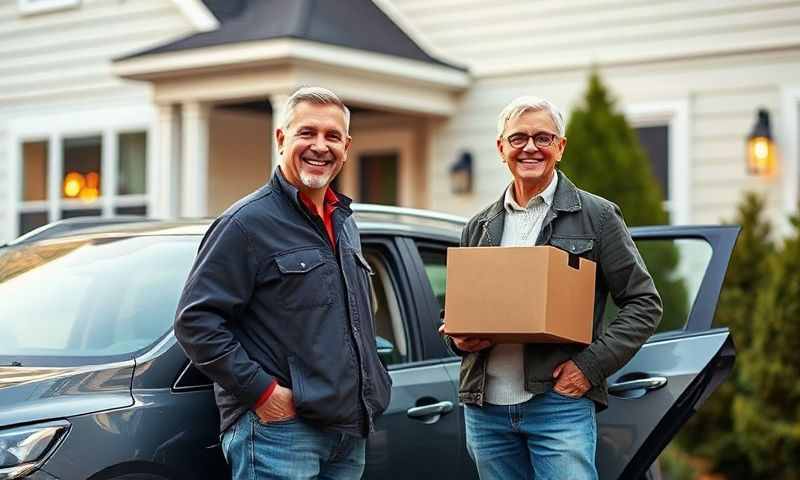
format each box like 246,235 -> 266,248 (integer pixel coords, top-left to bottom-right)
0,0 -> 193,107
0,0 -> 196,242
390,0 -> 800,227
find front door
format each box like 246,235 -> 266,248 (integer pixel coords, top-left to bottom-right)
359,152 -> 399,205
597,226 -> 739,478
340,127 -> 415,207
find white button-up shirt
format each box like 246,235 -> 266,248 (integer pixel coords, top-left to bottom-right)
485,173 -> 558,405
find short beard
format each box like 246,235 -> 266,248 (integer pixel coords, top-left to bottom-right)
299,170 -> 331,190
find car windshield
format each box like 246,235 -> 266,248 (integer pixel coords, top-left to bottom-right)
0,235 -> 199,358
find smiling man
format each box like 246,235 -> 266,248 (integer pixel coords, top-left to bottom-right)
441,96 -> 662,479
174,87 -> 391,480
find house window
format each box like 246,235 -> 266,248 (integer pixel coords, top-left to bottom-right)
62,136 -> 102,200
19,140 -> 50,234
626,100 -> 690,225
118,132 -> 147,196
635,125 -> 670,201
16,131 -> 149,236
18,0 -> 80,15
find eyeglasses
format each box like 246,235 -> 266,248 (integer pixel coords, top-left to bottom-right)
505,132 -> 560,149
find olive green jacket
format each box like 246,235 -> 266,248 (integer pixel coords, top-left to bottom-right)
445,171 -> 662,410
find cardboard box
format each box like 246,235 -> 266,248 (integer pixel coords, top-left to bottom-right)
443,246 -> 596,345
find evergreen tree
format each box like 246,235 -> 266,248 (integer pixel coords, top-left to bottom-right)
733,210 -> 800,479
676,193 -> 773,479
560,71 -> 687,332
560,71 -> 667,226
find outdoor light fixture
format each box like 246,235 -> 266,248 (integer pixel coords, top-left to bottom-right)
450,151 -> 473,194
746,108 -> 776,176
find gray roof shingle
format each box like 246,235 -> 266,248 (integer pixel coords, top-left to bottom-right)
118,0 -> 465,71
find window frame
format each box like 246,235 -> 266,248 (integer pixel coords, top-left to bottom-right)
625,100 -> 690,226
402,236 -> 458,361
8,106 -> 154,238
364,248 -> 411,366
780,85 -> 800,236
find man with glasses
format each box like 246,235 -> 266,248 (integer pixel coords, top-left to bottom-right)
441,96 -> 662,479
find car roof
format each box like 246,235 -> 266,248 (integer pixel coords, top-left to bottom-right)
8,204 -> 466,246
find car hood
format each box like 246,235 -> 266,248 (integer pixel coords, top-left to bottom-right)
0,361 -> 134,428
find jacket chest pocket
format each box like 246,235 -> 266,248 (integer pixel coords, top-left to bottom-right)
274,249 -> 334,310
549,236 -> 595,260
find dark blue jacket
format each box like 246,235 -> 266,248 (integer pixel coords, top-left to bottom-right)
174,168 -> 391,437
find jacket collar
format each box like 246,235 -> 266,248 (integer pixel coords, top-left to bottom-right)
269,166 -> 353,215
478,170 -> 582,246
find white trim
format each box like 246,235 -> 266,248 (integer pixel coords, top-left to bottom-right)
269,93 -> 290,175
625,100 -> 691,226
168,0 -> 219,32
48,134 -> 61,222
113,38 -> 470,90
101,130 -> 116,218
115,195 -> 150,207
780,86 -> 800,236
154,104 -> 180,219
180,101 -> 210,218
6,105 -> 154,239
18,201 -> 48,213
17,0 -> 79,15
8,141 -> 21,241
147,108 -> 161,218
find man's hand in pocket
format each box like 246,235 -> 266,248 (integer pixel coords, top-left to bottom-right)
254,384 -> 297,423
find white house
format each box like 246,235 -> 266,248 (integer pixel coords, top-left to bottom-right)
3,0 -> 800,243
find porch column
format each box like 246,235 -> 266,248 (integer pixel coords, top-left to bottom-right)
154,104 -> 181,218
181,101 -> 211,217
269,93 -> 290,173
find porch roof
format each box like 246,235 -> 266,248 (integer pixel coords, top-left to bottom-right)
118,0 -> 464,72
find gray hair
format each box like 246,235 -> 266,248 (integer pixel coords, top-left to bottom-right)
496,96 -> 565,138
282,86 -> 351,132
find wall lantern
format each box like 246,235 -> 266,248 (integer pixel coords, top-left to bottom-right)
746,108 -> 776,176
450,151 -> 473,194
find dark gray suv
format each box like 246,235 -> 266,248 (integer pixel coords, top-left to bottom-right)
0,206 -> 738,479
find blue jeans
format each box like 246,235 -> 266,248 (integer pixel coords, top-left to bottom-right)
221,411 -> 366,480
464,390 -> 598,480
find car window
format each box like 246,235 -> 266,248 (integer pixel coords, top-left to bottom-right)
417,247 -> 447,311
604,238 -> 713,334
0,236 -> 199,358
415,237 -> 711,339
365,249 -> 409,366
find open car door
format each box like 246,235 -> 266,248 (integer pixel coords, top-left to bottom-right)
597,225 -> 739,479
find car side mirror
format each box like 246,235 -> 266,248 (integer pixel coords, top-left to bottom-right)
375,336 -> 396,366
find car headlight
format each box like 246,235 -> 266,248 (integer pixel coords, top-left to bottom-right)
0,421 -> 69,479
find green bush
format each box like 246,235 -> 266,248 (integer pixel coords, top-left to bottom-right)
659,444 -> 700,480
675,193 -> 773,479
733,210 -> 800,479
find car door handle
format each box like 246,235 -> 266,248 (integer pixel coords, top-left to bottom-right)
407,401 -> 454,419
608,376 -> 667,394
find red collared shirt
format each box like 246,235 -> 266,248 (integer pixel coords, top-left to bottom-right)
253,187 -> 339,410
298,187 -> 339,248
